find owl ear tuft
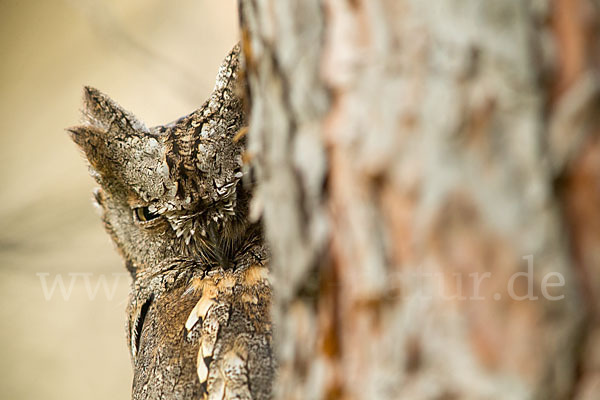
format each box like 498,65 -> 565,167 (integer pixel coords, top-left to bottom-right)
67,124 -> 102,151
66,124 -> 115,174
68,88 -> 172,201
82,86 -> 149,134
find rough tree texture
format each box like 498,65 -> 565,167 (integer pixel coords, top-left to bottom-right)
240,1 -> 600,399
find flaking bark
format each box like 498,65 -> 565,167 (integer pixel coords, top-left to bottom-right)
240,1 -> 600,399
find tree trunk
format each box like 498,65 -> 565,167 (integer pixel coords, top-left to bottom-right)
238,1 -> 600,399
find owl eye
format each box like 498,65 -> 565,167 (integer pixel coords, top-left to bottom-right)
134,207 -> 161,223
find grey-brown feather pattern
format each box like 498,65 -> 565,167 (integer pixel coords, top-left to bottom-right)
69,45 -> 274,399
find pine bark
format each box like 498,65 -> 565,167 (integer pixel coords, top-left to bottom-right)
239,1 -> 600,399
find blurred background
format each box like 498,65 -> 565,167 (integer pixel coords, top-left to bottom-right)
0,1 -> 238,398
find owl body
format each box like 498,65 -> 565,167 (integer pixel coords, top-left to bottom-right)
70,46 -> 274,399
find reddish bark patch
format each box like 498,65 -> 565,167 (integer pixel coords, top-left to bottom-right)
560,135 -> 600,315
549,0 -> 598,102
559,134 -> 600,398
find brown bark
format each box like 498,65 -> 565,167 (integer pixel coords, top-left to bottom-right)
239,1 -> 600,399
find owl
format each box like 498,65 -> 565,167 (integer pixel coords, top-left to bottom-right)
69,45 -> 273,400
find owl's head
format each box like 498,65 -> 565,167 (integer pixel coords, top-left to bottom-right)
69,47 -> 250,274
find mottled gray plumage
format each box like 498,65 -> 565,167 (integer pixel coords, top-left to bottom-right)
69,46 -> 273,400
